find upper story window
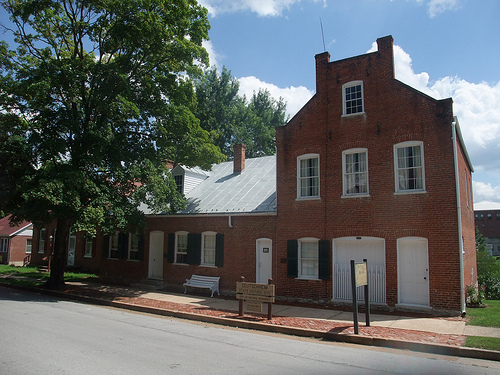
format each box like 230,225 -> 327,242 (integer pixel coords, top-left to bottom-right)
202,232 -> 216,266
175,231 -> 188,264
174,175 -> 184,194
297,154 -> 319,199
394,141 -> 425,193
298,238 -> 319,279
343,81 -> 364,116
343,148 -> 369,196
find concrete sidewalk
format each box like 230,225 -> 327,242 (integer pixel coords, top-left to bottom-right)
67,281 -> 500,339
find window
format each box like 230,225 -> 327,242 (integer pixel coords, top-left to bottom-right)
84,237 -> 93,258
201,232 -> 216,266
343,149 -> 368,196
26,239 -> 32,254
497,213 -> 500,220
298,154 -> 319,199
128,233 -> 139,260
298,239 -> 319,279
394,142 -> 425,193
343,81 -> 364,115
174,175 -> 184,194
109,232 -> 119,259
39,228 -> 46,254
0,238 -> 8,252
175,231 -> 188,264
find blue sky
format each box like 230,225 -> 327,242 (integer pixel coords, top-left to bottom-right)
1,0 -> 499,209
200,0 -> 500,210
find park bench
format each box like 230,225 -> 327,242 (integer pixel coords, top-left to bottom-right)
183,275 -> 220,297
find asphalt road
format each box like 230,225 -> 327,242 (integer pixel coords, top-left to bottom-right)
1,286 -> 499,375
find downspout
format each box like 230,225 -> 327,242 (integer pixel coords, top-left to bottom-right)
452,120 -> 466,314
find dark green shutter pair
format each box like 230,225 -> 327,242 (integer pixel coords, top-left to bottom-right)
166,233 -> 224,267
287,239 -> 330,280
102,232 -> 144,260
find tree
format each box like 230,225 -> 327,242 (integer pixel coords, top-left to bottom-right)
195,66 -> 287,158
0,0 -> 224,289
476,227 -> 500,299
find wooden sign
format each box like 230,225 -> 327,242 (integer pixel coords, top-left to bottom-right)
236,282 -> 275,296
246,301 -> 262,312
236,294 -> 274,303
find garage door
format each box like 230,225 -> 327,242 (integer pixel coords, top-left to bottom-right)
333,237 -> 386,303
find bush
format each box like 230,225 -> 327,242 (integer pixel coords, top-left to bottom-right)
466,285 -> 485,307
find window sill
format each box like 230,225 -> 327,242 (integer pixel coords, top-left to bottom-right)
342,194 -> 370,199
173,263 -> 189,266
295,277 -> 321,281
394,190 -> 427,196
200,264 -> 217,268
84,255 -> 92,259
296,197 -> 321,202
127,259 -> 140,262
341,112 -> 365,118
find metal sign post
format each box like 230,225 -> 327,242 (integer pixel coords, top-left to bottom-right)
350,259 -> 370,334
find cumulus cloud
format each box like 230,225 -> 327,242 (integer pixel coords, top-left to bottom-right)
237,76 -> 314,118
427,0 -> 460,18
202,40 -> 222,69
199,0 -> 325,17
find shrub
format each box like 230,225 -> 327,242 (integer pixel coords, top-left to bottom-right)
466,285 -> 485,307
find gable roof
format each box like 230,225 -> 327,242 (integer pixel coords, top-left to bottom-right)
0,215 -> 32,237
177,155 -> 276,215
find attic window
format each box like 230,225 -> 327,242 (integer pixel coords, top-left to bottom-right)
343,81 -> 364,116
174,175 -> 183,194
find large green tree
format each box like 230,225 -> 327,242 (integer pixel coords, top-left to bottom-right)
195,66 -> 287,158
0,0 -> 224,288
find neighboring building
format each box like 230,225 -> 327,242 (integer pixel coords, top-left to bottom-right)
30,36 -> 476,314
0,215 -> 33,266
475,209 -> 500,257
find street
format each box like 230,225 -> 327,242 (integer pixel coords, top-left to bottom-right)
0,286 -> 498,375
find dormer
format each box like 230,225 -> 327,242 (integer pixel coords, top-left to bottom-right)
171,165 -> 210,195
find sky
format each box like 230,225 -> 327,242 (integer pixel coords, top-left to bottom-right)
198,0 -> 500,210
0,0 -> 499,210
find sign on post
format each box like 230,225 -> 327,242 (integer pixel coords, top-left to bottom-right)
236,278 -> 275,320
350,259 -> 370,334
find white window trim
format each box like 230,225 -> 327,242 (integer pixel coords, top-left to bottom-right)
297,237 -> 320,280
25,239 -> 32,254
108,232 -> 119,259
394,141 -> 426,194
342,81 -> 364,116
201,231 -> 217,267
174,231 -> 189,264
128,233 -> 139,261
38,228 -> 46,254
342,148 -> 369,197
297,154 -> 320,200
84,237 -> 93,258
0,238 -> 8,253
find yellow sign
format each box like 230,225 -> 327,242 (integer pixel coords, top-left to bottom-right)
236,282 -> 275,296
355,263 -> 367,287
246,301 -> 262,312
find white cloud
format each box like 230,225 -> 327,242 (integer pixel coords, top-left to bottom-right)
427,0 -> 460,18
473,182 -> 500,210
202,40 -> 222,69
237,76 -> 313,118
199,0 -> 325,17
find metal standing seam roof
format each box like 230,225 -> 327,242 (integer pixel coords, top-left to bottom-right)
179,155 -> 277,215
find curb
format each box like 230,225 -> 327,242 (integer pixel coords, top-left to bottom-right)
2,282 -> 500,362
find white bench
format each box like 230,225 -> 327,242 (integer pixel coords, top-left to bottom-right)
183,275 -> 220,297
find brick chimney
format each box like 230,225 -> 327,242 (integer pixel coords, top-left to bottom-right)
233,144 -> 246,173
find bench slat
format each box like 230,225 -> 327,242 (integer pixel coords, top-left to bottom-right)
183,275 -> 220,297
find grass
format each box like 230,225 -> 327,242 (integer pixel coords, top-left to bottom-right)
466,300 -> 500,328
465,336 -> 500,351
0,264 -> 97,287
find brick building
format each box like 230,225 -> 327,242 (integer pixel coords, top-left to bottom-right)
0,215 -> 33,266
475,209 -> 500,257
30,36 -> 475,314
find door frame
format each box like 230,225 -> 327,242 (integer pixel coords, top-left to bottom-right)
148,231 -> 164,280
256,238 -> 272,284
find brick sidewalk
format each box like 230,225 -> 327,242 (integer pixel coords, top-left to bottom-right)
63,285 -> 466,347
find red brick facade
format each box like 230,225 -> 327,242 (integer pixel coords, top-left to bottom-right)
29,36 -> 475,314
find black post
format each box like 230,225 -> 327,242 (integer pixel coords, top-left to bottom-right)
363,259 -> 370,327
350,260 -> 359,334
267,278 -> 273,320
239,276 -> 245,316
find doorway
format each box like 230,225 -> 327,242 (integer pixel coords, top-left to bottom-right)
397,237 -> 429,306
256,238 -> 272,284
148,231 -> 164,279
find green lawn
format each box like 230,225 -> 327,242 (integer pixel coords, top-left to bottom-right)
0,264 -> 97,286
466,300 -> 500,328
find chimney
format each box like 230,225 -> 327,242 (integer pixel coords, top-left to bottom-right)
376,35 -> 395,79
233,144 -> 246,173
315,51 -> 330,96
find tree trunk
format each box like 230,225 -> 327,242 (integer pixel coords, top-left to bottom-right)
44,217 -> 73,290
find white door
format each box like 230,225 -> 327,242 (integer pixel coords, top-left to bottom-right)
67,232 -> 76,266
148,231 -> 164,279
398,237 -> 429,306
256,239 -> 272,284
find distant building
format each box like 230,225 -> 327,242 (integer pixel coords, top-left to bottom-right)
475,209 -> 500,257
0,216 -> 33,266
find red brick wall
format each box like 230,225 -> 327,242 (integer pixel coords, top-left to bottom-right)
275,36 -> 464,311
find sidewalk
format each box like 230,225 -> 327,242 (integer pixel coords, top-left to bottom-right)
3,278 -> 500,361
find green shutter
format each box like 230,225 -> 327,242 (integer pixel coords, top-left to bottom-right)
167,233 -> 175,263
137,235 -> 145,261
318,240 -> 330,280
215,234 -> 224,267
103,236 -> 109,259
187,233 -> 201,265
287,240 -> 298,278
118,232 -> 128,259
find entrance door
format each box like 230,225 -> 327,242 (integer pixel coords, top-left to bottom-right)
256,238 -> 272,284
148,231 -> 164,279
398,237 -> 429,306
